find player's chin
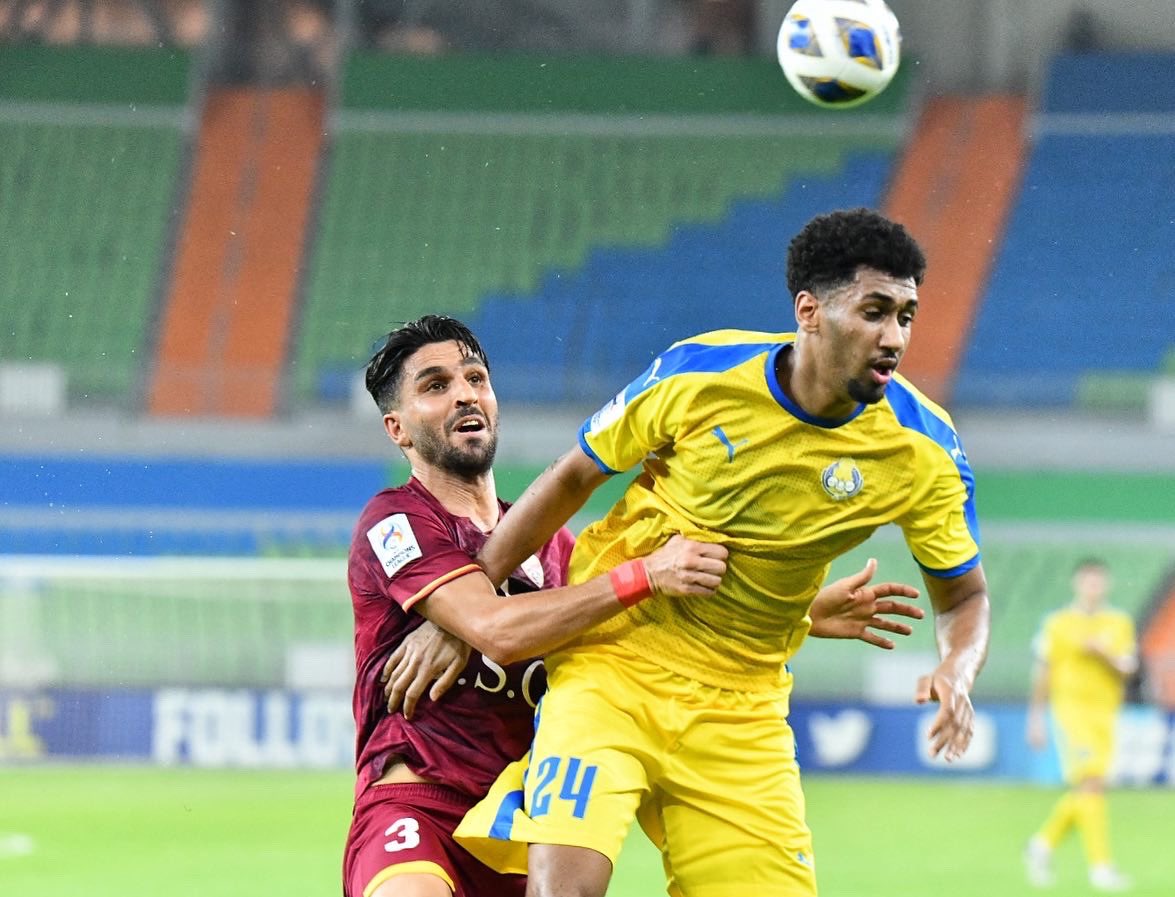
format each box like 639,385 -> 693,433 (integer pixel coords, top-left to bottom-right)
449,441 -> 497,475
847,379 -> 888,405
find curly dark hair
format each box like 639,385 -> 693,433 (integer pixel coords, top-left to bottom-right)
786,208 -> 926,299
365,315 -> 489,413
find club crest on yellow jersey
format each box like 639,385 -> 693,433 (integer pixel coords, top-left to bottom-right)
821,458 -> 863,501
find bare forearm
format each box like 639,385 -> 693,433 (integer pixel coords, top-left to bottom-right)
1094,649 -> 1139,678
444,533 -> 725,665
480,448 -> 605,585
467,573 -> 626,665
1028,665 -> 1050,714
933,591 -> 990,691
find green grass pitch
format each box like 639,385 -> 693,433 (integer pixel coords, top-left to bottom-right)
1,767 -> 1171,895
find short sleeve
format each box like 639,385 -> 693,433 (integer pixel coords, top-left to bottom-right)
352,496 -> 481,612
886,387 -> 981,579
577,350 -> 692,474
899,459 -> 981,578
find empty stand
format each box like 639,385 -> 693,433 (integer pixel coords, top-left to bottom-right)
299,53 -> 912,404
957,53 -> 1175,408
470,150 -> 894,401
0,47 -> 189,404
149,87 -> 326,417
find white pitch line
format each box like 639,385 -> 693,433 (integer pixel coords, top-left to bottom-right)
0,833 -> 36,859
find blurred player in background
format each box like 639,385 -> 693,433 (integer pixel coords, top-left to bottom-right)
343,314 -> 917,897
456,208 -> 992,896
344,315 -> 728,897
1025,558 -> 1138,892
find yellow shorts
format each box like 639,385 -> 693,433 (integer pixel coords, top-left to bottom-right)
455,645 -> 816,897
1053,706 -> 1116,784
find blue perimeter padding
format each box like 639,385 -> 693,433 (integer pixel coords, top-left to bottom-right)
2,456 -> 386,510
1,456 -> 385,555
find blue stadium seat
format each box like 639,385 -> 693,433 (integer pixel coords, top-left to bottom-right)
958,132 -> 1175,405
472,152 -> 893,403
957,52 -> 1175,407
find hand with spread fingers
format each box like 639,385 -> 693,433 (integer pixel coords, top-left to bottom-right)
915,665 -> 976,762
382,620 -> 471,719
809,557 -> 923,649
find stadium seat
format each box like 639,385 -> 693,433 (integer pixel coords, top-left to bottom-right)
300,134 -> 899,404
957,53 -> 1175,408
0,47 -> 189,404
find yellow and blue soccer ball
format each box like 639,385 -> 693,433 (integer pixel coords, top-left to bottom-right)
776,0 -> 901,109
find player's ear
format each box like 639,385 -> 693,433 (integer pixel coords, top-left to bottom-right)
383,412 -> 412,448
794,290 -> 821,333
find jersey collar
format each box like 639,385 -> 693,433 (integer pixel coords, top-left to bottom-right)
765,343 -> 867,429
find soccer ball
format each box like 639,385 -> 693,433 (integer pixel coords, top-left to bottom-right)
776,0 -> 901,109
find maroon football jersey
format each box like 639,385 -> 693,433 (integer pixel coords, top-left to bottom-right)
348,476 -> 576,798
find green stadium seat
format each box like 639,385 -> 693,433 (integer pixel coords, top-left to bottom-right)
297,129 -> 899,401
0,47 -> 189,405
0,123 -> 183,400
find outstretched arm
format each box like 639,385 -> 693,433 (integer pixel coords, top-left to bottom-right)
1084,636 -> 1139,678
915,564 -> 991,762
419,534 -> 726,667
478,445 -> 608,587
809,558 -> 923,649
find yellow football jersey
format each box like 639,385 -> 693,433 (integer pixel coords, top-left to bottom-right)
564,329 -> 981,692
1036,606 -> 1136,713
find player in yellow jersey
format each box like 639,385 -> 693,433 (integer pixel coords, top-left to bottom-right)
1025,558 -> 1138,892
455,207 -> 992,896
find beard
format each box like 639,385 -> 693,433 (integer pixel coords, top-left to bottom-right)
846,376 -> 888,405
413,419 -> 499,478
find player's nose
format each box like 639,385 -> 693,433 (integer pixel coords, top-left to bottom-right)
879,314 -> 906,351
452,378 -> 478,405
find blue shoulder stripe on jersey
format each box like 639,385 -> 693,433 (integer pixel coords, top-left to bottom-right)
918,553 -> 982,580
626,339 -> 778,401
578,339 -> 778,474
885,379 -> 981,546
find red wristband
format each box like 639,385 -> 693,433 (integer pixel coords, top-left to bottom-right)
610,559 -> 653,608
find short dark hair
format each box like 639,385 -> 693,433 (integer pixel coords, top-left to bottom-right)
786,207 -> 926,299
365,315 -> 489,413
1073,557 -> 1108,574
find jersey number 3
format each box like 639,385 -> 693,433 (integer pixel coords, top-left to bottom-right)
383,817 -> 421,853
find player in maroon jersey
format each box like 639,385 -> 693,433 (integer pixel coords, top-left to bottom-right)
343,315 -> 729,897
344,315 -> 925,897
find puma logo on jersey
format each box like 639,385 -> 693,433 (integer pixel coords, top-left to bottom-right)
711,426 -> 749,462
642,357 -> 663,386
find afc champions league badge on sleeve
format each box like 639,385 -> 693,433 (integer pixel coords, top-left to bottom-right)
367,513 -> 423,577
821,458 -> 864,501
588,389 -> 627,435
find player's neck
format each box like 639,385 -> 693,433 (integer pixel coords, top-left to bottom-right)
776,343 -> 858,420
413,466 -> 500,532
